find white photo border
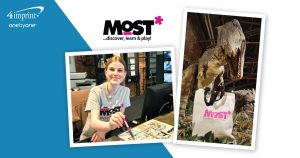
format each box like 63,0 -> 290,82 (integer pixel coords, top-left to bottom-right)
65,47 -> 176,147
173,8 -> 266,150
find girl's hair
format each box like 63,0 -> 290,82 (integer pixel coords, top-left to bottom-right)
105,56 -> 127,71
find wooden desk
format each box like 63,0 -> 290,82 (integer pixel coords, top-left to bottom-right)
150,112 -> 174,126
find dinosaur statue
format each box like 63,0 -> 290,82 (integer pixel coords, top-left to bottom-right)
180,19 -> 246,113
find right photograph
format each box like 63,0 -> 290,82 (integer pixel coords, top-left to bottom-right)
174,9 -> 265,150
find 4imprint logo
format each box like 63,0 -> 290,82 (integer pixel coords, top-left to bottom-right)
103,16 -> 164,42
7,6 -> 44,29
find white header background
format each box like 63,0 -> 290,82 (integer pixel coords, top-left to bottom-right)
56,0 -> 300,157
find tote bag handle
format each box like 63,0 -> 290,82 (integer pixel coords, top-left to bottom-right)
204,86 -> 225,106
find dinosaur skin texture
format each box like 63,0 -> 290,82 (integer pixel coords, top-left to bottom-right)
180,19 -> 246,111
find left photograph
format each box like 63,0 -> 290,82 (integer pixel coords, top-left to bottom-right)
65,47 -> 175,147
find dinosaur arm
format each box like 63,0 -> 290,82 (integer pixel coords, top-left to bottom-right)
217,67 -> 225,87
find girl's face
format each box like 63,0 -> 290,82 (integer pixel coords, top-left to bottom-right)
105,61 -> 126,85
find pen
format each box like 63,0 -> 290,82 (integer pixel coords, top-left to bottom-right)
120,103 -> 135,140
123,118 -> 135,140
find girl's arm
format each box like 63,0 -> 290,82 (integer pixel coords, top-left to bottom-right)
90,109 -> 125,132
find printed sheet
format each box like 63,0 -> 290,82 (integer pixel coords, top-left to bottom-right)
118,119 -> 173,141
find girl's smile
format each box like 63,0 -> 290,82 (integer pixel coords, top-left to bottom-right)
105,61 -> 126,85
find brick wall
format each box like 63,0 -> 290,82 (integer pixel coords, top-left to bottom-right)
139,52 -> 146,95
126,52 -> 147,97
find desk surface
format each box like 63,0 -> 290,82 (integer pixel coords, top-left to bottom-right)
153,112 -> 174,126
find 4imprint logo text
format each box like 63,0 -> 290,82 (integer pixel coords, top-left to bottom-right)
7,6 -> 44,29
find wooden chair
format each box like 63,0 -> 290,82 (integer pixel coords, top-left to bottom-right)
71,89 -> 90,142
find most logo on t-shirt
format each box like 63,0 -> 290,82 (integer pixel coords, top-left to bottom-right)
100,106 -> 121,121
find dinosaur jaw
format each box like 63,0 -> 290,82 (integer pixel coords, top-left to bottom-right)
226,41 -> 245,80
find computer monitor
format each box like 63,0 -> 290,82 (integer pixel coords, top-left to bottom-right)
141,83 -> 173,122
164,73 -> 172,83
164,51 -> 171,59
163,51 -> 172,83
164,61 -> 172,72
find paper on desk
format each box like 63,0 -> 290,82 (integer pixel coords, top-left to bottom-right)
118,119 -> 173,141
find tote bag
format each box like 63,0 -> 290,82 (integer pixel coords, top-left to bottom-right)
192,88 -> 235,142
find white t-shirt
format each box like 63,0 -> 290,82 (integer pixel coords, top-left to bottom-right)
80,82 -> 130,141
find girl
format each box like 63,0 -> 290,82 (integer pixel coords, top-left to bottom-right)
80,56 -> 130,142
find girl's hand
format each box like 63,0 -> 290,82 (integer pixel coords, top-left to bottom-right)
108,112 -> 125,130
91,131 -> 105,142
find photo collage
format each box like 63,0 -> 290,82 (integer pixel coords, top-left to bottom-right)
66,8 -> 265,150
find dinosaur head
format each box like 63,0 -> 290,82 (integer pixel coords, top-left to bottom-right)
216,19 -> 246,80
